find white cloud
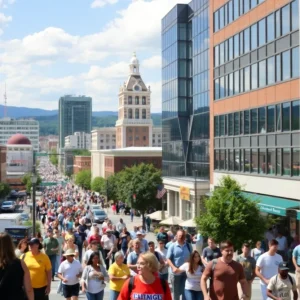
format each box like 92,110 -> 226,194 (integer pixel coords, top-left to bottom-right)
91,0 -> 118,8
142,55 -> 161,69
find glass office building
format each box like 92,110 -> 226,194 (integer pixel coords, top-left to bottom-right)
58,95 -> 92,148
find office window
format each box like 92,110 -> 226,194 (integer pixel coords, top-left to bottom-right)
251,109 -> 258,134
292,0 -> 299,31
239,0 -> 244,15
224,4 -> 228,25
234,34 -> 239,58
234,71 -> 239,94
228,113 -> 234,136
224,40 -> 228,63
240,111 -> 244,134
282,102 -> 290,131
292,47 -> 299,78
259,149 -> 267,174
244,110 -> 250,134
267,56 -> 275,85
229,37 -> 233,61
282,50 -> 291,81
267,14 -> 275,42
228,0 -> 233,23
135,96 -> 139,105
251,149 -> 258,173
220,115 -> 225,136
240,68 -> 244,93
276,54 -> 281,82
292,100 -> 300,131
225,115 -> 228,135
220,149 -> 226,169
214,150 -> 220,170
214,10 -> 219,32
293,148 -> 300,176
267,149 -> 276,175
258,19 -> 266,46
244,66 -> 250,92
281,4 -> 290,35
275,10 -> 281,38
128,96 -> 132,104
251,0 -> 257,8
258,107 -> 266,133
220,42 -> 225,65
220,77 -> 225,98
214,117 -> 219,137
259,60 -> 266,87
276,148 -> 282,175
142,109 -> 146,119
244,149 -> 251,172
276,104 -> 281,131
251,24 -> 258,50
214,79 -> 220,100
135,108 -> 139,119
240,31 -> 244,55
234,112 -> 240,135
234,149 -> 241,171
283,148 -> 291,175
229,73 -> 233,96
234,0 -> 239,20
219,6 -> 225,29
244,28 -> 250,53
267,105 -> 275,132
142,97 -> 146,105
228,150 -> 234,171
244,0 -> 250,13
215,46 -> 219,67
251,63 -> 258,89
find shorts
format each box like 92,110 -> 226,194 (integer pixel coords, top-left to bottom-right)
62,283 -> 80,298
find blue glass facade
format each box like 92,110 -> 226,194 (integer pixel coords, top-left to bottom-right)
162,0 -> 209,178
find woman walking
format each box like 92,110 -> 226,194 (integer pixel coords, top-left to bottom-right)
15,238 -> 29,258
81,252 -> 109,300
0,233 -> 34,300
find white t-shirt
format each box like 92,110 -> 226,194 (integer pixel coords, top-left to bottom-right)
58,259 -> 83,286
179,262 -> 202,291
155,247 -> 168,274
267,274 -> 297,300
256,252 -> 283,284
101,234 -> 116,250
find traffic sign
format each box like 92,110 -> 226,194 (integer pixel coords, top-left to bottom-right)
40,182 -> 57,186
35,153 -> 48,157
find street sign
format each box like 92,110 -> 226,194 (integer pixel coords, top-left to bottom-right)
35,153 -> 48,157
40,182 -> 57,186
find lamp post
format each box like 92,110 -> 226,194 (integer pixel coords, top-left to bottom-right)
31,172 -> 38,237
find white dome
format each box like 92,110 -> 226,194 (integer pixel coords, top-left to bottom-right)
130,52 -> 139,64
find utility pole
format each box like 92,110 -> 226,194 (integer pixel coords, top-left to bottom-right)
31,151 -> 38,237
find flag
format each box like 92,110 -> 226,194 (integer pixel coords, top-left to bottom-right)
156,184 -> 167,199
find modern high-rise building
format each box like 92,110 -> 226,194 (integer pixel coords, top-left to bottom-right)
0,118 -> 39,151
211,0 -> 300,231
116,53 -> 154,148
58,95 -> 92,148
162,1 -> 210,220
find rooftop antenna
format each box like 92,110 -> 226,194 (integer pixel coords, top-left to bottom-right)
3,83 -> 7,118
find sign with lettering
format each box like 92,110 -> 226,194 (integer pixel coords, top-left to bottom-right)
259,204 -> 286,217
180,186 -> 190,201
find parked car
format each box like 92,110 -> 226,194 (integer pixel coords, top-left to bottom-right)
20,213 -> 30,222
1,201 -> 16,212
91,205 -> 102,211
93,209 -> 107,224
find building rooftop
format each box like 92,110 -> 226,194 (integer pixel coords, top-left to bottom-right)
91,147 -> 162,155
7,134 -> 31,145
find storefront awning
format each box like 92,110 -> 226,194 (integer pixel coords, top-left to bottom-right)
242,192 -> 300,217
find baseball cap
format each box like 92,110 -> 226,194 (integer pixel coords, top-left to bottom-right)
28,238 -> 43,249
279,262 -> 289,271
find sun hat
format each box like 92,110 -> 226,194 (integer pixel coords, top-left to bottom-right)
63,249 -> 76,256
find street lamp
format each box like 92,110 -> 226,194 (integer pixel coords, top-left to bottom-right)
31,173 -> 38,237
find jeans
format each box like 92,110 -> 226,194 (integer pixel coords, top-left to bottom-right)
47,254 -> 56,277
184,290 -> 204,300
260,283 -> 268,300
103,250 -> 115,270
86,290 -> 104,300
170,273 -> 187,300
109,290 -> 120,300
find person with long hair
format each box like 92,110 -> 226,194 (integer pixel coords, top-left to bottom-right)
15,238 -> 29,258
63,237 -> 79,259
175,250 -> 204,300
81,252 -> 109,300
0,233 -> 34,300
118,252 -> 172,300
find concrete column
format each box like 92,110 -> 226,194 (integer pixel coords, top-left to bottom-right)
179,195 -> 183,220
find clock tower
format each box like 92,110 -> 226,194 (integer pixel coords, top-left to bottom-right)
116,53 -> 153,148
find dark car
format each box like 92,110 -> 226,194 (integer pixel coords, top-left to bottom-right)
5,225 -> 32,245
1,200 -> 16,212
93,209 -> 107,224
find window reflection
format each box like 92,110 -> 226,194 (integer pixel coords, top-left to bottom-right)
244,110 -> 250,134
258,19 -> 266,46
267,106 -> 275,132
292,148 -> 300,177
244,66 -> 250,91
267,57 -> 275,85
282,50 -> 291,80
292,100 -> 300,131
258,107 -> 266,133
251,63 -> 258,89
135,109 -> 139,119
251,149 -> 258,173
267,149 -> 276,175
292,0 -> 299,31
128,108 -> 133,119
259,60 -> 266,87
142,109 -> 146,119
251,109 -> 258,134
259,148 -> 267,174
244,149 -> 251,172
244,28 -> 250,53
229,150 -> 234,171
292,47 -> 299,78
251,24 -> 258,50
276,148 -> 282,175
220,149 -> 226,170
267,14 -> 275,42
282,102 -> 290,131
281,4 -> 290,35
283,148 -> 291,175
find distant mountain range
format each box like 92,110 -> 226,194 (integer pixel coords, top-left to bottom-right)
0,104 -> 161,136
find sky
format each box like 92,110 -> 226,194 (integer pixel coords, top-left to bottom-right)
0,0 -> 190,112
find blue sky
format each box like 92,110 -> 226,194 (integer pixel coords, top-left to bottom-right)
0,0 -> 189,112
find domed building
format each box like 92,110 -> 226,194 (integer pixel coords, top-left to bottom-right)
6,133 -> 33,189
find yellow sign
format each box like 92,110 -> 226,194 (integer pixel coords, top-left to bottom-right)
180,186 -> 190,201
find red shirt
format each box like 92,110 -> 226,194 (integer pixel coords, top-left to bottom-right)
88,235 -> 101,245
118,276 -> 172,300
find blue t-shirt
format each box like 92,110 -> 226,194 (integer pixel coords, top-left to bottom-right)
293,245 -> 300,266
127,251 -> 139,265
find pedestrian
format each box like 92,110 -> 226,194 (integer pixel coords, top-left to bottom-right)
148,241 -> 165,271
15,238 -> 29,258
201,240 -> 249,300
130,226 -> 138,239
118,252 -> 172,300
116,218 -> 126,233
136,231 -> 149,253
236,243 -> 256,299
81,251 -> 109,300
58,249 -> 83,300
108,251 -> 130,300
166,229 -> 192,300
74,226 -> 86,263
193,231 -> 204,255
83,240 -> 105,266
63,237 -> 79,260
157,226 -> 168,244
101,229 -> 117,270
201,237 -> 221,267
292,241 -> 300,295
146,216 -> 151,232
22,237 -> 52,300
0,233 -> 34,300
155,240 -> 169,281
276,231 -> 288,261
119,227 -> 131,263
127,239 -> 141,275
256,239 -> 283,300
130,208 -> 134,222
174,250 -> 204,300
251,241 -> 264,261
43,228 -> 59,280
267,261 -> 298,300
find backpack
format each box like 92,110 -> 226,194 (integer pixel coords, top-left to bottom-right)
127,276 -> 167,300
274,274 -> 293,287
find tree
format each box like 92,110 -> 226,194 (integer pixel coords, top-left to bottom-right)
91,177 -> 106,195
49,149 -> 58,166
116,163 -> 162,228
196,175 -> 267,250
75,170 -> 91,190
0,182 -> 11,199
22,173 -> 42,193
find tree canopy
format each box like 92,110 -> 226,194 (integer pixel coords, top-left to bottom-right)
22,173 -> 42,193
49,149 -> 58,166
91,177 -> 106,195
0,182 -> 11,199
75,170 -> 92,190
196,175 -> 267,250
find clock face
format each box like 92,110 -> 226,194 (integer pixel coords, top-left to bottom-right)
134,85 -> 140,91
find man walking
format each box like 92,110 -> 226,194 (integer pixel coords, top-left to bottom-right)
43,228 -> 59,281
116,218 -> 126,233
157,226 -> 168,244
201,240 -> 249,300
292,242 -> 300,295
201,237 -> 221,267
236,243 -> 256,299
166,229 -> 192,300
127,239 -> 141,274
256,239 -> 283,300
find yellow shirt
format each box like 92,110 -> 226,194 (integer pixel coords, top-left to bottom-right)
108,262 -> 130,292
22,251 -> 52,288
